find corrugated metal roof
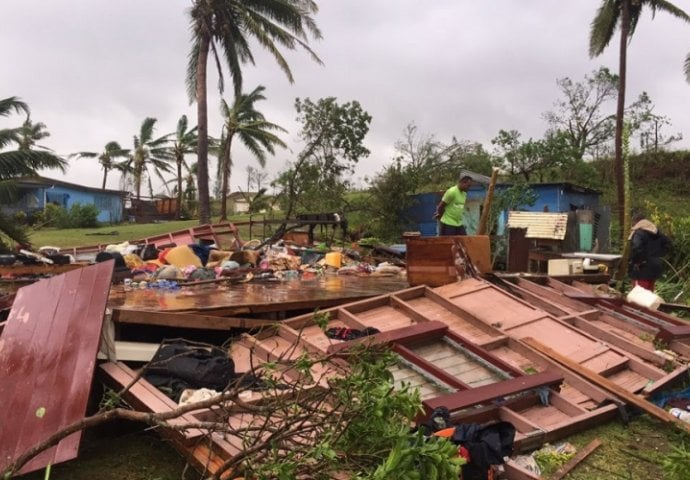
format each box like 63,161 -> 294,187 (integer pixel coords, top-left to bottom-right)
0,261 -> 113,475
507,211 -> 568,239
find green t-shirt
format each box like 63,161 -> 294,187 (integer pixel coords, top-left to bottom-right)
440,185 -> 467,227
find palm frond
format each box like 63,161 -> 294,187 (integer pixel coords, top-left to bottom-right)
0,150 -> 67,179
589,0 -> 620,57
0,97 -> 29,118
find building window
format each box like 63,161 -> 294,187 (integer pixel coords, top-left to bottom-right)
95,195 -> 113,210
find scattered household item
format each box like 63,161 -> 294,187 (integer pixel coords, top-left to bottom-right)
324,251 -> 342,269
0,254 -> 16,266
627,284 -> 663,310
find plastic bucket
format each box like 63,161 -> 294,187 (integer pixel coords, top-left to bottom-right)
324,252 -> 342,269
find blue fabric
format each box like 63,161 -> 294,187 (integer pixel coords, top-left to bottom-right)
189,243 -> 213,266
651,384 -> 690,408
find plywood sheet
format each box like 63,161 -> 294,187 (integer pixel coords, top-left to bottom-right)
0,261 -> 113,475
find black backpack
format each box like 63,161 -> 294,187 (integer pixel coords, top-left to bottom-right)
144,340 -> 236,401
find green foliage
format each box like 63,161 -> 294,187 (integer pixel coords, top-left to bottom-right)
362,432 -> 463,480
13,210 -> 27,225
662,443 -> 690,480
274,97 -> 371,217
533,447 -> 574,476
244,348 -> 462,480
366,160 -> 422,241
365,124 -> 493,240
39,203 -> 99,229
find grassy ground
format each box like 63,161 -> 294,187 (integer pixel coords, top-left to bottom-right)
26,215 -> 266,249
14,414 -> 690,479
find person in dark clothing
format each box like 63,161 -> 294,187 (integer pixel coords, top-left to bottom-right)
628,213 -> 672,292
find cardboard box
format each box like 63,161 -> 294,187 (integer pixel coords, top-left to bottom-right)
547,259 -> 571,276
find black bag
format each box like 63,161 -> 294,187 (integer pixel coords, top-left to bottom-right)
452,421 -> 516,480
140,243 -> 160,261
144,340 -> 236,401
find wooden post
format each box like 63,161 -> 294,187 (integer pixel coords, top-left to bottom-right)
550,438 -> 601,480
523,337 -> 690,435
477,167 -> 499,236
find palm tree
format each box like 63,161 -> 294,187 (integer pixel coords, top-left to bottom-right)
218,85 -> 287,220
71,141 -> 130,189
168,115 -> 198,219
124,117 -> 172,200
589,0 -> 690,239
13,116 -> 52,151
186,0 -> 322,224
0,96 -> 66,249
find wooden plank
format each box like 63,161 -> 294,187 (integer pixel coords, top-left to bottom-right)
503,458 -> 543,480
523,337 -> 690,435
420,370 -> 563,419
326,321 -> 448,355
550,438 -> 602,480
405,235 -> 492,286
0,261 -> 113,475
112,308 -> 275,330
0,262 -> 87,277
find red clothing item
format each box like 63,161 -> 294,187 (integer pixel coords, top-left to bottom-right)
632,279 -> 656,291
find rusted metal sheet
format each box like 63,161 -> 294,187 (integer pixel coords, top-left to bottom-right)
0,261 -> 113,475
108,275 -> 409,316
507,211 -> 568,239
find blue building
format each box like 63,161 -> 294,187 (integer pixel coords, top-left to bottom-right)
406,182 -> 604,237
3,177 -> 126,224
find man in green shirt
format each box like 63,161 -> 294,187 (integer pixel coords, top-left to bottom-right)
434,175 -> 472,235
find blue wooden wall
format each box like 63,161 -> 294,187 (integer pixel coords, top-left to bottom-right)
9,185 -> 123,223
406,183 -> 601,237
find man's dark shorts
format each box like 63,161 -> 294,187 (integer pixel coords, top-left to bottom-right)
439,223 -> 467,236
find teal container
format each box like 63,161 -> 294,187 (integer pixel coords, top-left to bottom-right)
579,224 -> 593,251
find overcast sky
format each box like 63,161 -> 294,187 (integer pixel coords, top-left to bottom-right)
3,1 -> 690,194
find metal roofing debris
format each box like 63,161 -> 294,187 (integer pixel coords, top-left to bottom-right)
507,211 -> 569,239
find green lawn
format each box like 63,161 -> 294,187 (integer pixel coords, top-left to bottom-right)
25,213 -> 273,249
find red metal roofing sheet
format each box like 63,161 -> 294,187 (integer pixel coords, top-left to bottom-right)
0,261 -> 113,475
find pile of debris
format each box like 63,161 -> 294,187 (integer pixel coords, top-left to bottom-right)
93,238 -> 405,288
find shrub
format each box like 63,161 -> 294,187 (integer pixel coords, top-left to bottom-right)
68,203 -> 100,228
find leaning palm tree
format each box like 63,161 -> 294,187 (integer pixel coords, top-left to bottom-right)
589,0 -> 690,240
0,96 -> 66,249
186,0 -> 322,224
12,116 -> 52,151
218,85 -> 287,220
168,115 -> 198,219
123,117 -> 172,200
71,141 -> 130,189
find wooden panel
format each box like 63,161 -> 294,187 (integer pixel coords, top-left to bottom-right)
327,321 -> 448,355
421,370 -> 563,418
112,309 -> 276,330
109,275 -> 409,316
407,339 -> 504,387
403,295 -> 500,344
388,363 -> 453,400
0,261 -> 113,475
405,235 -> 491,287
437,283 -> 546,329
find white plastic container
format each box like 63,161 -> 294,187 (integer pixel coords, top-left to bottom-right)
626,285 -> 663,310
669,408 -> 690,423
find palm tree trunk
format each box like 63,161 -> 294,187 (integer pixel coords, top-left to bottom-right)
102,169 -> 108,190
196,32 -> 211,224
176,157 -> 183,219
614,0 -> 630,243
219,137 -> 233,221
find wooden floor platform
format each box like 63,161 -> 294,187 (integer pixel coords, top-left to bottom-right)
108,275 -> 409,317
